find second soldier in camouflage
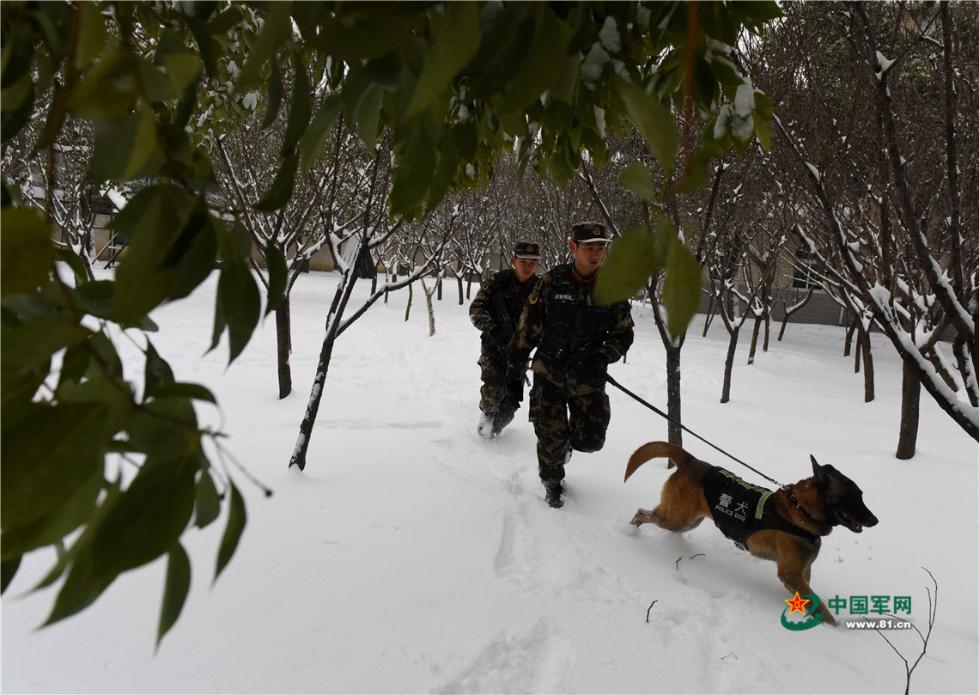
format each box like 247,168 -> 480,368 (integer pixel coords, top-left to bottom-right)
469,240 -> 541,438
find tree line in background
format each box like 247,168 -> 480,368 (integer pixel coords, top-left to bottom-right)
1,0 -> 975,645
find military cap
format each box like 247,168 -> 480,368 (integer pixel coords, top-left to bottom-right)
570,221 -> 610,244
513,240 -> 541,259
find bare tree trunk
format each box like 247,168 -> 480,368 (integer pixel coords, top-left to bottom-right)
650,290 -> 685,447
953,338 -> 978,407
721,327 -> 739,404
289,266 -> 360,470
404,280 -> 413,322
922,345 -> 959,392
748,315 -> 762,365
421,277 -> 436,336
666,344 -> 682,446
778,315 -> 790,342
762,312 -> 770,352
778,289 -> 814,342
896,356 -> 920,460
436,275 -> 443,301
844,319 -> 858,357
466,276 -> 473,299
860,329 -> 875,402
702,296 -> 716,337
275,294 -> 292,399
456,274 -> 464,305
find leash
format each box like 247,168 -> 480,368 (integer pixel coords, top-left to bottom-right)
605,374 -> 784,488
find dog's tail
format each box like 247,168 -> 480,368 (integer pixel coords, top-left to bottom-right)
624,442 -> 694,482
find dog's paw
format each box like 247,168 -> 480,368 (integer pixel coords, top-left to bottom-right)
630,510 -> 649,527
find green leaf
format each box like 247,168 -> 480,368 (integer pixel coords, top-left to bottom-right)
499,9 -> 571,113
0,77 -> 34,143
43,545 -> 117,627
1,315 -> 89,375
261,58 -> 284,129
89,454 -> 197,576
265,242 -> 288,317
73,279 -> 115,317
352,83 -> 384,150
299,94 -> 342,170
659,222 -> 702,339
126,398 -> 199,462
88,105 -> 165,181
619,162 -> 656,203
731,0 -> 784,29
551,52 -> 580,105
316,16 -> 415,60
157,543 -> 191,649
1,69 -> 33,112
237,1 -> 291,90
144,340 -> 175,399
214,482 -> 246,583
593,225 -> 661,306
281,52 -> 311,154
151,382 -> 217,404
1,403 -> 107,532
254,151 -> 299,212
427,135 -> 459,215
404,3 -> 480,118
0,207 -> 56,297
68,45 -> 139,120
111,185 -> 198,322
32,477 -> 113,597
194,469 -> 221,529
617,80 -> 679,178
1,555 -> 21,594
389,125 -> 435,217
210,241 -> 261,364
1,469 -> 101,560
752,90 -> 773,151
156,29 -> 202,96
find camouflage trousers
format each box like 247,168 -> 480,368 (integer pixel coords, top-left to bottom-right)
529,374 -> 611,483
478,353 -> 519,422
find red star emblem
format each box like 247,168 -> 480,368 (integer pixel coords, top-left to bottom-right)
785,591 -> 811,615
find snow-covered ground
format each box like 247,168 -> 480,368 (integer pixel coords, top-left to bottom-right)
3,270 -> 977,694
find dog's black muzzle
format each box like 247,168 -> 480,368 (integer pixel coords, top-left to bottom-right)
834,507 -> 878,533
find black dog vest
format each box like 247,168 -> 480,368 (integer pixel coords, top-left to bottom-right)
702,467 -> 820,550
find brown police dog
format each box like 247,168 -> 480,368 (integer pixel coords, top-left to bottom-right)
625,442 -> 878,626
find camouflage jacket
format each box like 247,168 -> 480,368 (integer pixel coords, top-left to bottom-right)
469,268 -> 539,359
510,263 -> 634,389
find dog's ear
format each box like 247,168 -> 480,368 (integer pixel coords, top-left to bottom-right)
810,454 -> 826,481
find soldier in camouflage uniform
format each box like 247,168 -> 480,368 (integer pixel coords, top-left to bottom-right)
508,222 -> 634,508
469,241 -> 542,438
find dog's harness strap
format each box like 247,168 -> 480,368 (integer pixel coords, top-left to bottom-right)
606,374 -> 782,487
755,490 -> 774,520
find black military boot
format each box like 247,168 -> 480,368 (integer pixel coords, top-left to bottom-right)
491,401 -> 517,435
543,480 -> 564,509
